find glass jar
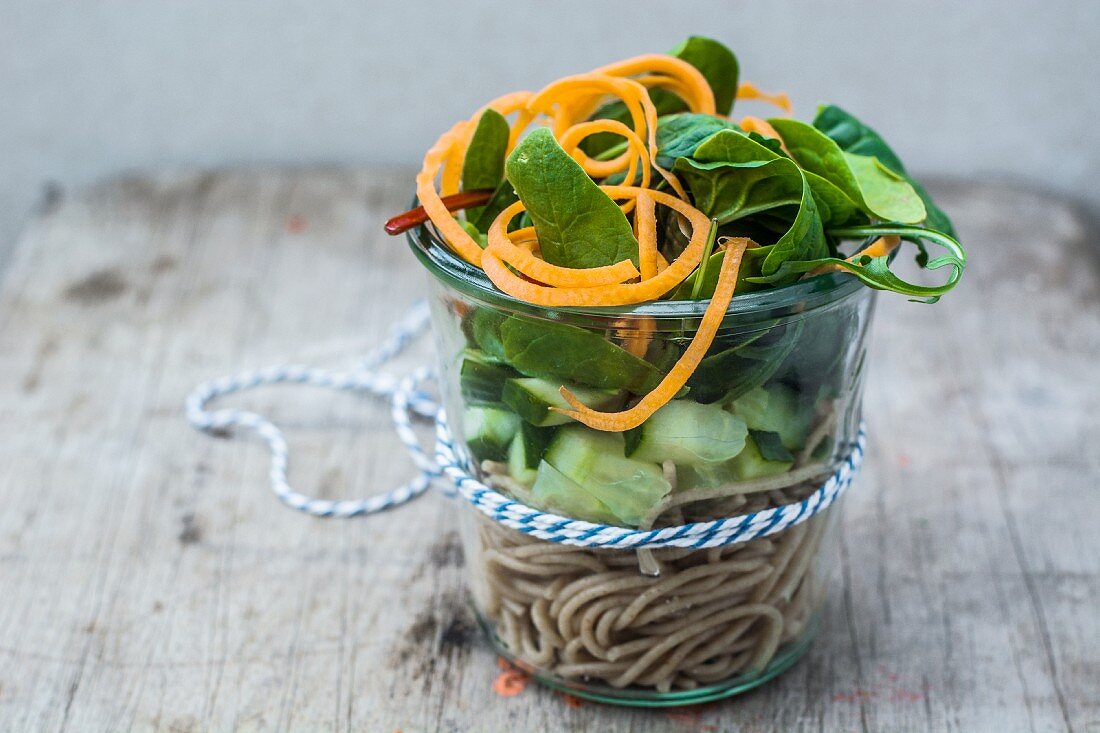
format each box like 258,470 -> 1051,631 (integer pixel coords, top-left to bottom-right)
408,222 -> 876,706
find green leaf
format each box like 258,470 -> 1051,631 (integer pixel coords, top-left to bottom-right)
768,118 -> 925,224
750,430 -> 795,462
748,224 -> 967,302
685,321 -> 803,402
674,130 -> 827,276
668,36 -> 740,115
669,243 -> 770,300
460,220 -> 487,248
582,36 -> 739,155
499,316 -> 665,393
813,104 -> 956,236
461,109 -> 510,226
653,113 -> 741,169
471,180 -> 519,232
505,128 -> 639,268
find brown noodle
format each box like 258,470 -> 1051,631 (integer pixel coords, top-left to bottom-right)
467,463 -> 837,692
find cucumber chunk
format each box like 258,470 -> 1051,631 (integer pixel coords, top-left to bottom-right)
507,423 -> 557,487
531,461 -> 619,525
627,400 -> 748,466
677,432 -> 793,489
729,384 -> 813,451
726,432 -> 794,480
502,377 -> 621,427
544,426 -> 670,526
463,406 -> 520,462
459,350 -> 517,405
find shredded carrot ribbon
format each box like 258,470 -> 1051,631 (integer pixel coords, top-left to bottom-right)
486,201 -> 640,288
413,55 -> 766,430
736,81 -> 793,115
553,238 -> 751,431
634,191 -> 658,281
481,186 -> 711,306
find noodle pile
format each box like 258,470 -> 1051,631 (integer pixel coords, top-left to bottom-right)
468,466 -> 837,693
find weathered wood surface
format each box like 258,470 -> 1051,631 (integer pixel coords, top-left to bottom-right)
0,169 -> 1097,732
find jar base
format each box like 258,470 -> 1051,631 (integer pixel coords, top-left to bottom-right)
477,611 -> 822,708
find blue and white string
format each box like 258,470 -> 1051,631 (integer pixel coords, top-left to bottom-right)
185,299 -> 864,547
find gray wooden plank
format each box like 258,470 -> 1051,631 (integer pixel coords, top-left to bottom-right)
0,170 -> 1095,732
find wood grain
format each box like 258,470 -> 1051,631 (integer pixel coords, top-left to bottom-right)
0,170 -> 1096,732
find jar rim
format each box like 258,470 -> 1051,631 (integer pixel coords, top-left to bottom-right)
406,216 -> 866,321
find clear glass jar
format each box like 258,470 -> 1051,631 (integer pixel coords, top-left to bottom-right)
408,222 -> 876,705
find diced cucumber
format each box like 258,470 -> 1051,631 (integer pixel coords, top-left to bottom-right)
463,406 -> 520,462
626,400 -> 748,466
676,432 -> 792,490
544,426 -> 671,526
729,384 -> 813,451
531,460 -> 618,525
726,433 -> 793,480
507,423 -> 557,487
501,377 -> 621,427
459,350 -> 517,405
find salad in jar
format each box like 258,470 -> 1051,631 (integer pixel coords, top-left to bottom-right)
390,36 -> 965,703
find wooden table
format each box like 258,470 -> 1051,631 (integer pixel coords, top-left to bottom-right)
0,170 -> 1097,732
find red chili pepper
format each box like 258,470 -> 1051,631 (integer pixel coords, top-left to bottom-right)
383,190 -> 495,235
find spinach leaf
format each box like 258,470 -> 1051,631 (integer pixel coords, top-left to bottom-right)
583,36 -> 739,155
461,109 -> 510,226
499,316 -> 665,393
673,130 -> 827,277
506,128 -> 639,268
653,113 -> 741,169
747,224 -> 967,303
669,36 -> 740,115
462,307 -> 508,361
843,152 -> 926,223
685,321 -> 803,402
768,118 -> 925,224
750,430 -> 794,462
813,104 -> 956,236
471,180 -> 519,232
668,244 -> 770,299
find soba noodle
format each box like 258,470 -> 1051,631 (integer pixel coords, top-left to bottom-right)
467,460 -> 837,693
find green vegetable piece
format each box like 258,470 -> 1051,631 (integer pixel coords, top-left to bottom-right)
669,245 -> 770,300
459,350 -> 517,405
671,36 -> 740,115
459,220 -> 488,248
749,430 -> 795,462
461,109 -> 510,225
746,223 -> 966,303
767,118 -> 925,224
544,426 -> 671,527
813,104 -> 956,236
506,128 -> 639,269
462,308 -> 508,361
508,422 -> 557,487
673,130 -> 828,276
685,321 -> 802,402
472,180 -> 520,233
502,377 -> 621,427
653,114 -> 742,170
729,384 -> 812,451
726,433 -> 793,480
628,400 -> 748,466
463,406 -> 521,462
583,37 -> 739,156
498,316 -> 665,393
531,460 -> 618,525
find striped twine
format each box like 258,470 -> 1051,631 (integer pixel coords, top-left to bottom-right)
186,299 -> 864,545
